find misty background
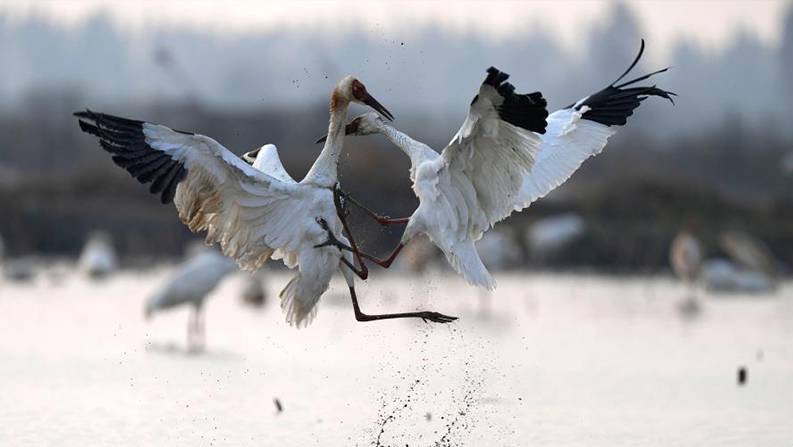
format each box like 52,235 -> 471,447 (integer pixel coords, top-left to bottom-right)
1,1 -> 792,271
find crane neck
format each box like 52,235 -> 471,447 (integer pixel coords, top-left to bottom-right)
377,121 -> 435,163
303,93 -> 349,187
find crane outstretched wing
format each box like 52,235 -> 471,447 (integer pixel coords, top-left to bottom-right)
75,111 -> 310,271
438,67 -> 548,239
515,39 -> 675,208
251,144 -> 297,184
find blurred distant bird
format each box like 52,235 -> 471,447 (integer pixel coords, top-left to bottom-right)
699,230 -> 778,293
701,259 -> 776,293
145,248 -> 237,350
327,40 -> 674,289
78,231 -> 118,278
719,230 -> 776,278
75,75 -> 455,327
525,213 -> 586,263
669,231 -> 703,286
241,271 -> 268,308
669,230 -> 703,315
1,227 -> 36,282
3,257 -> 36,282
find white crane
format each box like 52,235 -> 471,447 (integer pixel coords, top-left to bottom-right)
322,40 -> 674,289
669,230 -> 704,316
700,230 -> 778,293
719,230 -> 776,278
669,230 -> 703,287
78,230 -> 118,279
75,76 -> 455,327
145,248 -> 237,350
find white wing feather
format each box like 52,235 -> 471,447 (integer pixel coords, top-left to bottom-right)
252,143 -> 297,184
248,144 -> 300,266
77,112 -> 341,328
141,124 -> 312,272
515,108 -> 616,208
439,84 -> 542,239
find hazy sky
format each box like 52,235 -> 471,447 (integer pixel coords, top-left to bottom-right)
1,0 -> 788,58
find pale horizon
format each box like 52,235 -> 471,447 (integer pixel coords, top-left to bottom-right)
0,0 -> 789,59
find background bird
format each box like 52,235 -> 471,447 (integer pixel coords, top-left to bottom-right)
77,231 -> 118,279
145,246 -> 237,351
669,230 -> 704,315
669,230 -> 704,287
700,230 -> 778,293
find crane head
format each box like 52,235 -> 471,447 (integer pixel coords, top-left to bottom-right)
315,112 -> 384,144
334,75 -> 394,121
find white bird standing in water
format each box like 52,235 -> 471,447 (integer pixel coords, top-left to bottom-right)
669,230 -> 704,315
145,248 -> 237,350
669,230 -> 703,287
75,76 -> 455,328
324,40 -> 674,289
78,231 -> 118,279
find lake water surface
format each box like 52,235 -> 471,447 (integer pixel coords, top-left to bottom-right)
1,269 -> 791,446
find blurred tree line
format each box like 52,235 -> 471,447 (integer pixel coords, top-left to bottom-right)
0,95 -> 791,271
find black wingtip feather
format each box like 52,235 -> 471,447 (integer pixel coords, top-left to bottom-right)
610,38 -> 645,87
77,120 -> 102,138
481,66 -> 549,134
484,66 -> 510,87
573,40 -> 674,127
161,166 -> 186,205
74,109 -> 188,204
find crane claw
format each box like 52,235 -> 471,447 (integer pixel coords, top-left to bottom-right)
418,312 -> 458,324
314,218 -> 353,252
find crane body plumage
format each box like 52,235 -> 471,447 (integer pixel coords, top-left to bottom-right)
76,75 -> 455,327
76,77 -> 365,327
339,40 -> 674,289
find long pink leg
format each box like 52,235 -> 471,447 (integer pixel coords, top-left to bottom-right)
346,286 -> 456,324
333,189 -> 369,280
358,243 -> 405,268
334,189 -> 409,268
338,189 -> 411,227
330,191 -> 456,323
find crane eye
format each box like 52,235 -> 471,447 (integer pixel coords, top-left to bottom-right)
351,79 -> 366,101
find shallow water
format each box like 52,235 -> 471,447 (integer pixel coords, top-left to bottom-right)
1,269 -> 791,446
